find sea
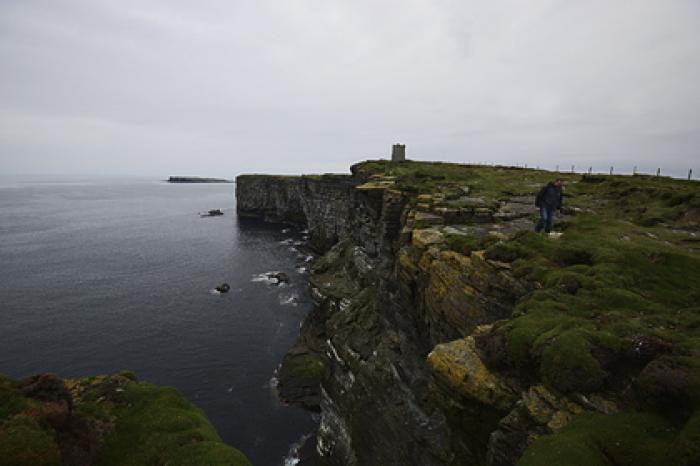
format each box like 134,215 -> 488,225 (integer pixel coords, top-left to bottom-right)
0,175 -> 317,465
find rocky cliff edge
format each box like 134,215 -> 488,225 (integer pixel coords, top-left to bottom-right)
237,160 -> 700,466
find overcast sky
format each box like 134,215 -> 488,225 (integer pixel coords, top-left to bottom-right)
1,1 -> 698,177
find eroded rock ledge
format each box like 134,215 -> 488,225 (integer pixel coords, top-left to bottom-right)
237,160 -> 700,466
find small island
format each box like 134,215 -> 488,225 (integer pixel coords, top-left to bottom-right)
167,176 -> 232,183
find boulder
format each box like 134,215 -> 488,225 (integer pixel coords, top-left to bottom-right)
427,337 -> 516,411
215,283 -> 231,293
268,272 -> 290,285
412,228 -> 444,249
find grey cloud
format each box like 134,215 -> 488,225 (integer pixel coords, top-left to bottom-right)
1,0 -> 698,177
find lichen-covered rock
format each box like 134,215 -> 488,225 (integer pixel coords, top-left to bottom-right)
411,228 -> 444,249
428,337 -> 516,411
420,250 -> 528,345
486,385 -> 619,466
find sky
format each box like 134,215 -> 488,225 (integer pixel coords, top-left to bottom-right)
1,0 -> 699,177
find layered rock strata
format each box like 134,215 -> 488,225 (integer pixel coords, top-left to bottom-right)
236,166 -> 537,465
236,161 -> 700,466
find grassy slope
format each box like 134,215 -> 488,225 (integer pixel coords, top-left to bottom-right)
0,373 -> 251,466
354,160 -> 700,465
93,380 -> 250,466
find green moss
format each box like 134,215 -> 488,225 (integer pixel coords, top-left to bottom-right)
352,160 -> 575,199
493,206 -> 700,393
485,241 -> 526,262
518,410 -> 700,466
1,373 -> 250,466
537,328 -> 607,392
73,400 -> 111,422
446,235 -> 498,256
413,219 -> 433,229
667,412 -> 700,465
168,441 -> 252,466
0,415 -> 62,466
96,381 -> 251,466
502,308 -> 569,368
117,370 -> 138,381
283,353 -> 326,378
0,375 -> 26,421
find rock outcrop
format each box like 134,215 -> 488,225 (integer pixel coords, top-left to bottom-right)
237,160 -> 700,466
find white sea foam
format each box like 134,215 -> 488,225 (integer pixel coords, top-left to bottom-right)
251,272 -> 279,284
280,293 -> 299,306
283,433 -> 314,466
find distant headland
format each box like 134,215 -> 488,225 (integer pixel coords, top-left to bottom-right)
167,176 -> 232,183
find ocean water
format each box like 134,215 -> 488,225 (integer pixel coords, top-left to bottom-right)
0,176 -> 316,465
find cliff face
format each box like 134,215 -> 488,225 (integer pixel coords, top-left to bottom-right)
236,161 -> 700,466
236,174 -> 356,252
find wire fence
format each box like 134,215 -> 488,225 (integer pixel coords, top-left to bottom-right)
495,163 -> 696,181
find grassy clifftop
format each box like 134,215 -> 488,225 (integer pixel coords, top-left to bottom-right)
0,372 -> 250,466
353,160 -> 700,465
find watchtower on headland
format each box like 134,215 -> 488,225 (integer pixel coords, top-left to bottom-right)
391,143 -> 406,162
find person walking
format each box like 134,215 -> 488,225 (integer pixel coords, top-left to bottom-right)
535,179 -> 563,233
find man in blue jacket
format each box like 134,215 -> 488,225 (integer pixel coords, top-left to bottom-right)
535,179 -> 563,233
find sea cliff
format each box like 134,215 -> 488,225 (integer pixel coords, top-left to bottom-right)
237,160 -> 700,466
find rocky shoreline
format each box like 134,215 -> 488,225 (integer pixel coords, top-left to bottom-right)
237,160 -> 700,466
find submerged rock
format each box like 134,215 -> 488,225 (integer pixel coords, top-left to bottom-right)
271,271 -> 290,284
215,283 -> 231,293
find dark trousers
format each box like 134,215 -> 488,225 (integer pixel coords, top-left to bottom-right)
535,206 -> 554,233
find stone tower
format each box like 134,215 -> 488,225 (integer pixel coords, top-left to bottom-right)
391,143 -> 406,162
